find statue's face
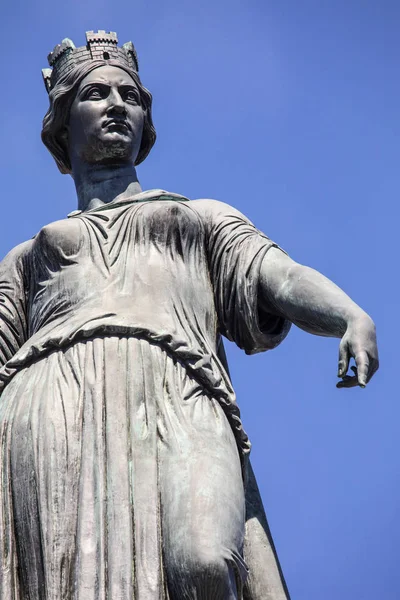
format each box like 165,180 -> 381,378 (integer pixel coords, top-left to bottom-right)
67,65 -> 144,166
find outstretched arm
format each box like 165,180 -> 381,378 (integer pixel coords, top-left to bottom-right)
259,248 -> 379,388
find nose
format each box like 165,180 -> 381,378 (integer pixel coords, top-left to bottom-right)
107,89 -> 126,115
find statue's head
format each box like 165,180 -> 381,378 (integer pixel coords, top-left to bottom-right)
41,31 -> 156,174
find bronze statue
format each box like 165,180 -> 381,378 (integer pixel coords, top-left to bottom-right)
0,31 -> 378,599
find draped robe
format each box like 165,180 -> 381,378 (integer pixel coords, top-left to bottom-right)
0,190 -> 291,599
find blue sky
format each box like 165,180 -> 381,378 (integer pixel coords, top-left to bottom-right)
0,1 -> 398,598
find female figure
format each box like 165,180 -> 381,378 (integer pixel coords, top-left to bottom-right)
0,32 -> 378,600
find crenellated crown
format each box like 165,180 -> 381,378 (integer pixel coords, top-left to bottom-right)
42,30 -> 139,93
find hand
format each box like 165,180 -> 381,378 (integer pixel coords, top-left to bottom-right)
336,315 -> 379,388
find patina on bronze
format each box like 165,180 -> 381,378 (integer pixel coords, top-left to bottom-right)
0,31 -> 378,599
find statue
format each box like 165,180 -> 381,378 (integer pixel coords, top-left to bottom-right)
0,31 -> 378,599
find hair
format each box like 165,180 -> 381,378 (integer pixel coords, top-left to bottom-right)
41,59 -> 156,174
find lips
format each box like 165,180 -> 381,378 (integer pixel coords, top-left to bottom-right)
102,118 -> 131,131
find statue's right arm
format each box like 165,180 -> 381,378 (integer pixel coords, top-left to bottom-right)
0,240 -> 32,366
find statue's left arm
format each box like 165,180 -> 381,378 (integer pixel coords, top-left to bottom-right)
259,248 -> 379,387
198,197 -> 378,387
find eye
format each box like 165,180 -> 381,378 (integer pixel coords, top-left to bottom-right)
124,89 -> 139,104
84,86 -> 105,100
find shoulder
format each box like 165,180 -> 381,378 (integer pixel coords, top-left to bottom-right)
0,239 -> 35,281
1,239 -> 34,264
34,217 -> 83,255
189,198 -> 253,225
36,216 -> 81,239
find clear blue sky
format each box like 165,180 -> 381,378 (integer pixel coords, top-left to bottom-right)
0,1 -> 398,598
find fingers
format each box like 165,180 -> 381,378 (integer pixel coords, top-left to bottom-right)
336,378 -> 358,389
337,355 -> 379,389
336,366 -> 359,389
336,321 -> 380,389
355,350 -> 369,388
338,340 -> 350,378
336,378 -> 356,389
355,351 -> 381,386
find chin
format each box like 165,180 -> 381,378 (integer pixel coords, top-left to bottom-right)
82,137 -> 136,164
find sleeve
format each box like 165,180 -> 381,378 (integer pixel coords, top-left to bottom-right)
204,200 -> 291,354
0,241 -> 31,368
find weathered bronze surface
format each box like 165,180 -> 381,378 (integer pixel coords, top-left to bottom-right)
0,31 -> 378,599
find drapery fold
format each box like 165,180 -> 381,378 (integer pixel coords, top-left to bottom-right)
0,337 -> 246,599
0,191 -> 291,599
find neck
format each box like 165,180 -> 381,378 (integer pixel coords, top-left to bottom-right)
71,161 -> 142,212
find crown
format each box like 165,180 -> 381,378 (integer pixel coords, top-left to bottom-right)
42,30 -> 139,93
